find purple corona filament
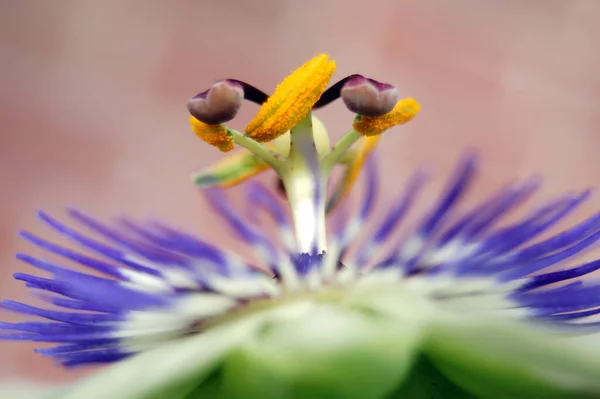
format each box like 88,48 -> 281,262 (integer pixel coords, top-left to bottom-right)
2,154 -> 600,368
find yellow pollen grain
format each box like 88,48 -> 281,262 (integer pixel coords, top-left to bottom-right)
353,98 -> 421,136
190,116 -> 234,152
246,54 -> 336,142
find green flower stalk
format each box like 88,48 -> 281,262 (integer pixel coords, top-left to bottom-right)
3,54 -> 600,399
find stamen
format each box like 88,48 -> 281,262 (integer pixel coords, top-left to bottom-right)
353,98 -> 421,136
192,150 -> 269,188
326,136 -> 380,212
187,80 -> 269,153
246,54 -> 336,142
189,116 -> 234,152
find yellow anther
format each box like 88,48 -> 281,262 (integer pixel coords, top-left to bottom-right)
190,116 -> 234,152
246,54 -> 336,142
353,98 -> 421,136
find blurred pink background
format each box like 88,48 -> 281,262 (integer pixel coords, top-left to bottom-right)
1,0 -> 600,383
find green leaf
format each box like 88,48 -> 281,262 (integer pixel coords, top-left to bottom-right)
425,316 -> 600,399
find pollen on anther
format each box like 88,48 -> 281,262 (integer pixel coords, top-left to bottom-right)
353,98 -> 421,136
190,116 -> 234,152
245,54 -> 336,142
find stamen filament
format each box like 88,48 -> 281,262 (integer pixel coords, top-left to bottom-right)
321,129 -> 363,173
226,128 -> 286,172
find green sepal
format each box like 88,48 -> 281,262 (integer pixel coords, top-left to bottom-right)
425,317 -> 600,399
0,381 -> 67,399
219,303 -> 424,399
386,355 -> 476,399
50,318 -> 264,399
